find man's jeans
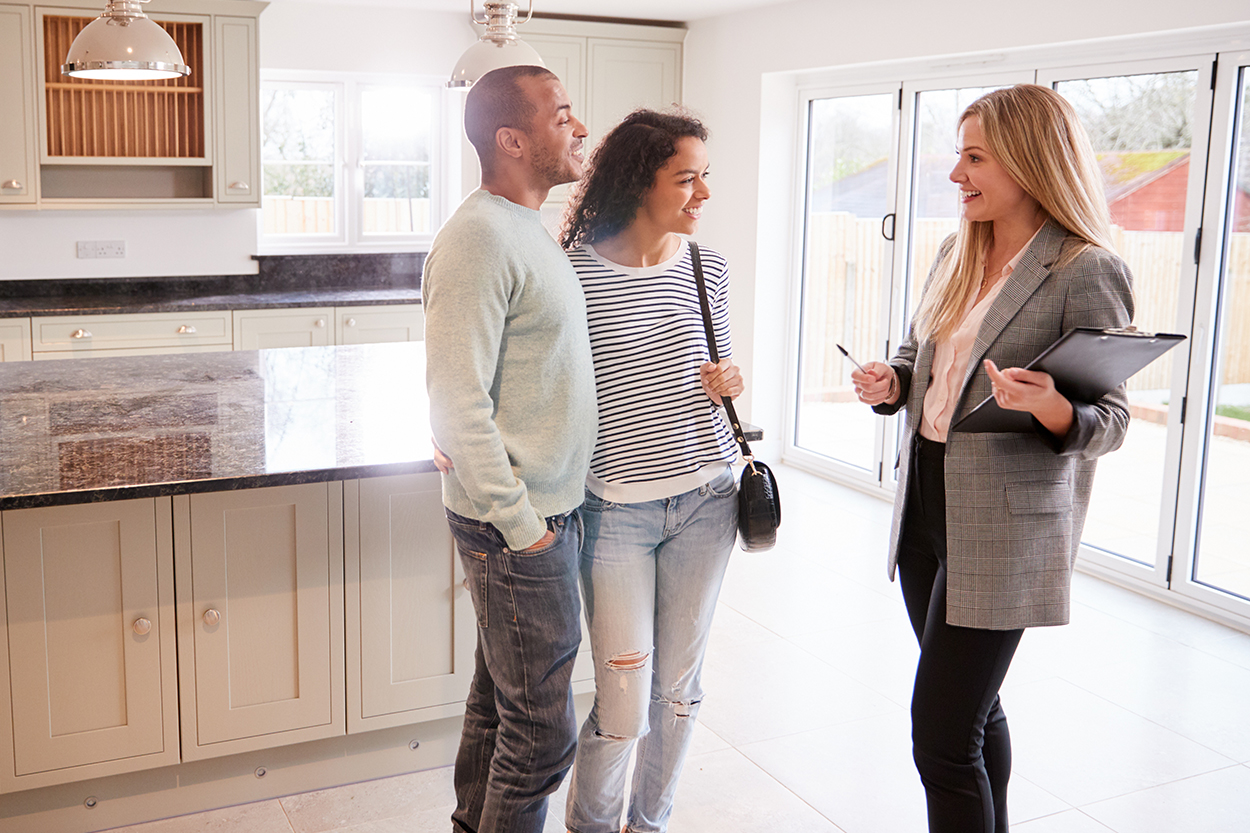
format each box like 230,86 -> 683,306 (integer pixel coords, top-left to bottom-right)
565,467 -> 737,833
446,508 -> 584,833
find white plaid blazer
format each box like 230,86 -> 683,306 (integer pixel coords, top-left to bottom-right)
878,219 -> 1135,629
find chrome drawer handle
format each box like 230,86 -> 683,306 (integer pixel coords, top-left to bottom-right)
1,180 -> 21,190
132,618 -> 152,636
203,609 -> 221,627
315,319 -> 326,328
345,318 -> 356,327
228,181 -> 250,192
72,328 -> 92,339
178,325 -> 197,334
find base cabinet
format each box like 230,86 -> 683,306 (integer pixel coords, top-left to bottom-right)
173,483 -> 345,761
0,498 -> 179,792
346,473 -> 475,733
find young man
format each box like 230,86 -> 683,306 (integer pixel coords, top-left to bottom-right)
422,66 -> 596,833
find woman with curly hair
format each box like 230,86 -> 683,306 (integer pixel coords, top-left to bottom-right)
560,109 -> 744,833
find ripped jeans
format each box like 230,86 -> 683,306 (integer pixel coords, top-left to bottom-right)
565,466 -> 737,833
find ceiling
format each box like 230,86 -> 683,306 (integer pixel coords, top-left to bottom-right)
275,0 -> 795,23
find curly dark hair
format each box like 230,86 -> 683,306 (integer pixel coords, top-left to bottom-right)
560,108 -> 709,250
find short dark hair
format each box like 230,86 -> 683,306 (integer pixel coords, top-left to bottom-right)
560,108 -> 709,249
464,65 -> 559,173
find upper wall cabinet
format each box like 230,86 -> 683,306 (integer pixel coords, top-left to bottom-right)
524,18 -> 684,206
0,0 -> 265,210
0,5 -> 37,205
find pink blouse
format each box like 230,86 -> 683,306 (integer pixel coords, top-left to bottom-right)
919,232 -> 1038,443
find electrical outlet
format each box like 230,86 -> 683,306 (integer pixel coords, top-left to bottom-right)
75,240 -> 126,259
96,240 -> 125,258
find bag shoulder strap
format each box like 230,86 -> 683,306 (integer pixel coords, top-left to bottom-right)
690,242 -> 755,463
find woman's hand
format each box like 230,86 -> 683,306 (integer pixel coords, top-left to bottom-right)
701,359 -> 744,405
984,359 -> 1074,438
852,362 -> 900,406
431,438 -> 455,474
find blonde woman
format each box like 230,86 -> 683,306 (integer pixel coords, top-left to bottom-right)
852,84 -> 1133,832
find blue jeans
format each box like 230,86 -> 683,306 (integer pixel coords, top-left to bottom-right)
565,467 -> 737,833
446,508 -> 584,833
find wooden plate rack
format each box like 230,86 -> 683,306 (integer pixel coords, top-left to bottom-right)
42,15 -> 204,159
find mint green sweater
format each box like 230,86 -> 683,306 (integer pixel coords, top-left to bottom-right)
423,190 -> 597,550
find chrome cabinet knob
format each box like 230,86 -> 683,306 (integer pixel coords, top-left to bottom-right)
345,318 -> 356,327
132,618 -> 152,636
71,328 -> 92,339
315,319 -> 326,328
178,324 -> 197,334
203,608 -> 221,627
1,180 -> 21,190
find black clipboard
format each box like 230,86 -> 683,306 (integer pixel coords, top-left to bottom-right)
951,327 -> 1186,433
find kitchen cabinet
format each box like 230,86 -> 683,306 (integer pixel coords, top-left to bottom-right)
525,19 -> 684,207
0,498 -> 179,792
345,473 -> 475,732
0,4 -> 37,206
335,303 -> 424,345
233,307 -> 335,350
31,309 -> 234,359
0,0 -> 266,210
0,317 -> 32,361
173,482 -> 345,760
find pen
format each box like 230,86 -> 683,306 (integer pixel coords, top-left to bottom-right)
836,343 -> 866,373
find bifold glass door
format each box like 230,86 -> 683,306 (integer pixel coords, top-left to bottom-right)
791,85 -> 898,480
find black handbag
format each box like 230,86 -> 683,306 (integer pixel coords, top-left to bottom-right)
690,243 -> 781,552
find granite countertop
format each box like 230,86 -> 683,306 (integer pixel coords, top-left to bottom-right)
0,342 -> 437,510
0,253 -> 425,317
0,340 -> 765,511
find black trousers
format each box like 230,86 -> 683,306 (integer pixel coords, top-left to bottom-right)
897,434 -> 1024,833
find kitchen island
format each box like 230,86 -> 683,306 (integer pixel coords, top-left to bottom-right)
0,342 -> 509,833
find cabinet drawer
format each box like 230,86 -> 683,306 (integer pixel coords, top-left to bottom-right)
32,311 -> 233,353
336,304 -> 423,345
0,317 -> 32,361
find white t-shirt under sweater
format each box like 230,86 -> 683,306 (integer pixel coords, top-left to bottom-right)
571,239 -> 739,504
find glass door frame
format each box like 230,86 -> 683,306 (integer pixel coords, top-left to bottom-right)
1171,48 -> 1250,620
782,78 -> 902,493
1036,54 -> 1217,590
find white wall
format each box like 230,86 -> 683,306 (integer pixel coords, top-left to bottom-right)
683,0 -> 1250,445
0,2 -> 473,281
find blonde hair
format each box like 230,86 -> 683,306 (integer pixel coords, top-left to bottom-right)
914,84 -> 1116,343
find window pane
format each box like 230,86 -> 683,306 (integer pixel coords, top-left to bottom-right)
1056,71 -> 1199,566
794,93 -> 895,472
1194,66 -> 1250,599
361,87 -> 433,235
261,87 -> 337,235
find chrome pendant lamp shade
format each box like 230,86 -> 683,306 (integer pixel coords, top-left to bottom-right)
62,0 -> 190,80
448,1 -> 545,89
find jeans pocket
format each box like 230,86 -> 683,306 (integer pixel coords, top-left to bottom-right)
582,491 -> 618,512
706,465 -> 738,498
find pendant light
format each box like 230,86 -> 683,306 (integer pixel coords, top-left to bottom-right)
62,0 -> 190,81
448,1 -> 545,89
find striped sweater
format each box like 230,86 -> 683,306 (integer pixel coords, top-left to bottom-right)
570,240 -> 739,503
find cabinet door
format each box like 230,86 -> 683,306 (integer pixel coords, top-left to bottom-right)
336,304 -> 424,345
0,317 -> 31,361
175,483 -> 344,760
215,15 -> 259,205
233,308 -> 334,350
0,498 -> 178,792
587,39 -> 681,139
345,474 -> 475,732
0,4 -> 36,205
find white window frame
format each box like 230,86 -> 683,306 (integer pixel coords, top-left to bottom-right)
258,70 -> 452,254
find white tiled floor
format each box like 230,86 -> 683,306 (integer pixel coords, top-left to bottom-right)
105,464 -> 1250,833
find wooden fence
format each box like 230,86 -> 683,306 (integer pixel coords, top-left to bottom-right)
802,212 -> 1250,398
262,198 -> 430,235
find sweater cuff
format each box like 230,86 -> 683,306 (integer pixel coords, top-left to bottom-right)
493,508 -> 549,551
